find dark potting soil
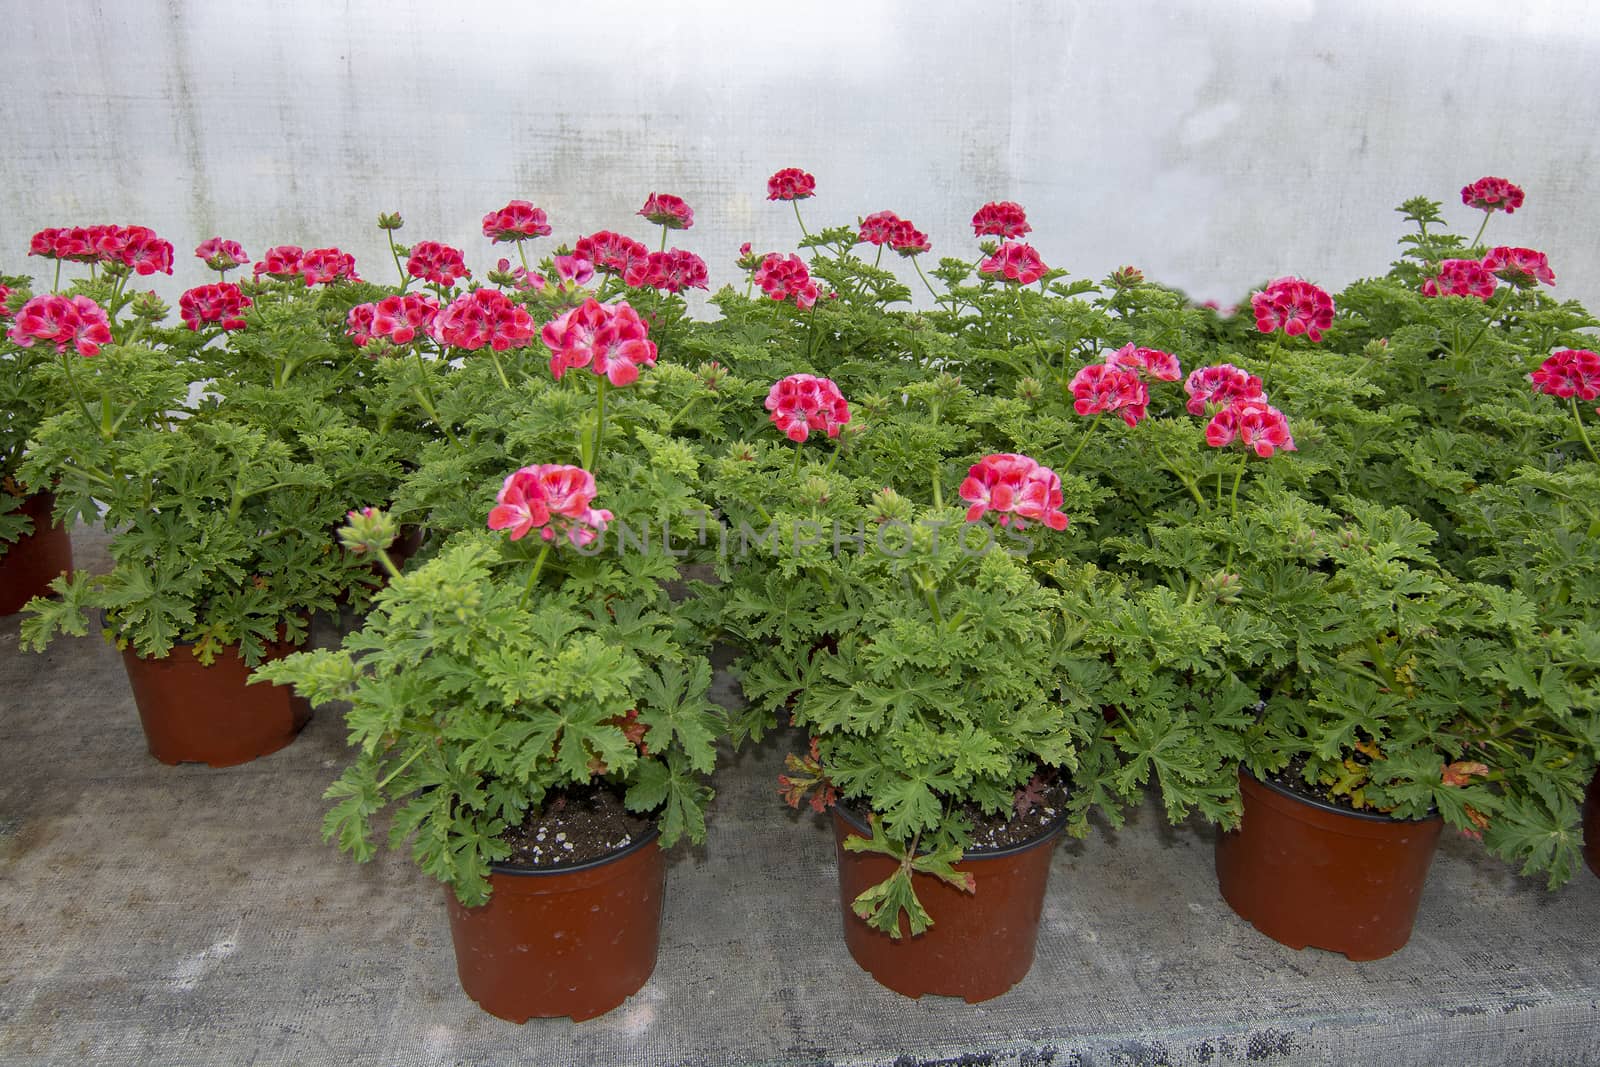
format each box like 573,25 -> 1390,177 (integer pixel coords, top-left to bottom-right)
1262,755 -> 1388,816
497,783 -> 655,870
839,780 -> 1071,855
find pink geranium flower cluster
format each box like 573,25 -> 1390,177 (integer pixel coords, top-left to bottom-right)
28,225 -> 175,275
542,298 -> 658,386
857,211 -> 930,256
482,200 -> 552,243
432,289 -> 535,351
1482,246 -> 1555,289
959,453 -> 1069,531
753,253 -> 820,309
766,168 -> 816,201
1203,397 -> 1296,457
1105,343 -> 1181,382
406,241 -> 471,287
1251,277 -> 1334,342
0,285 -> 13,320
764,373 -> 850,443
971,201 -> 1031,239
1461,176 -> 1525,214
1183,364 -> 1264,416
7,294 -> 113,357
487,463 -> 613,547
254,246 -> 360,286
1069,364 -> 1149,426
194,237 -> 250,273
346,293 -> 441,347
575,231 -> 650,277
978,241 -> 1049,286
638,193 -> 694,230
178,283 -> 252,332
624,249 -> 710,293
1529,349 -> 1600,402
1422,259 -> 1498,301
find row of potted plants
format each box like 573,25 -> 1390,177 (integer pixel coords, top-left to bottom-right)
2,171 -> 1596,1021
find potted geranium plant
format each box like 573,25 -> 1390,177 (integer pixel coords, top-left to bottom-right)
255,424 -> 725,1024
1,271 -> 76,614
17,231 -> 402,766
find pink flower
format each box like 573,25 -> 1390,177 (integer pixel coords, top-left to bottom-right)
971,201 -> 1031,239
540,298 -> 659,387
856,211 -> 904,247
1461,176 -> 1525,215
764,374 -> 850,444
105,226 -> 175,275
766,168 -> 816,201
7,294 -> 113,357
753,253 -> 820,309
978,241 -> 1049,286
554,255 -> 594,285
254,245 -> 304,280
1205,398 -> 1296,457
0,285 -> 13,320
487,463 -> 612,546
1251,277 -> 1334,342
959,453 -> 1069,531
1422,259 -> 1497,301
346,303 -> 377,347
482,200 -> 553,242
574,231 -> 651,277
29,228 -> 92,261
1069,363 -> 1149,426
1184,364 -> 1265,416
890,221 -> 931,256
405,241 -> 471,287
638,192 -> 694,230
195,237 -> 250,272
432,289 -> 536,352
299,247 -> 360,286
1481,246 -> 1555,289
178,282 -> 252,332
624,249 -> 710,293
1106,343 -> 1181,382
1529,349 -> 1600,402
494,257 -> 547,292
372,293 -> 441,344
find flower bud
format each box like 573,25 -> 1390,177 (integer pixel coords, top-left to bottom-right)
699,361 -> 725,392
1202,571 -> 1243,605
340,506 -> 398,555
801,475 -> 831,506
130,290 -> 169,322
870,487 -> 914,525
1109,265 -> 1144,289
1017,377 -> 1044,403
377,212 -> 404,231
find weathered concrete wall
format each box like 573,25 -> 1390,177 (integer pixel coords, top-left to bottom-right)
3,0 -> 1598,312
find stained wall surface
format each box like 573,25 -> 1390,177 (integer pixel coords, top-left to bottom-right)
3,0 -> 1598,311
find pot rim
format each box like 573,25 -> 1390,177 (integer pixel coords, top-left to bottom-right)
1240,763 -> 1439,825
487,822 -> 662,878
832,797 -> 1069,862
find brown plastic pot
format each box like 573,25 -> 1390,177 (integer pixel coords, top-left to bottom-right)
446,828 -> 665,1023
119,633 -> 313,768
1215,766 -> 1442,961
1583,772 -> 1599,881
0,491 -> 73,616
831,804 -> 1066,1003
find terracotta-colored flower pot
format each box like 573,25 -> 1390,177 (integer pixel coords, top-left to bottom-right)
0,491 -> 73,616
119,634 -> 313,768
831,805 -> 1065,1003
1215,766 -> 1442,961
445,829 -> 665,1023
1583,772 -> 1599,881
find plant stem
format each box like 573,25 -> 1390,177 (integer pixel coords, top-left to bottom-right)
487,348 -> 511,390
516,242 -> 530,273
376,745 -> 426,790
1061,414 -> 1102,473
1223,451 -> 1248,570
791,441 -> 804,478
59,353 -> 101,438
522,540 -> 552,603
373,545 -> 403,580
792,200 -> 810,239
387,230 -> 408,289
410,348 -> 460,448
1571,396 -> 1600,464
591,378 -> 610,472
658,226 -> 669,253
1470,212 -> 1490,250
911,255 -> 942,307
52,260 -> 61,294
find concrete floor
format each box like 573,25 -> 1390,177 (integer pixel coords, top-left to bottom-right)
2,529 -> 1598,1067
